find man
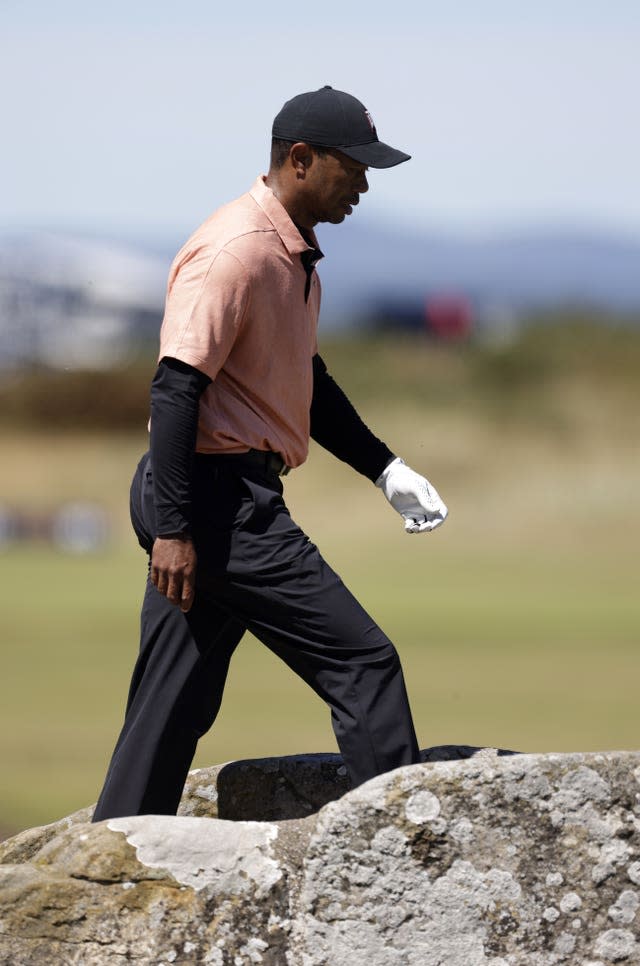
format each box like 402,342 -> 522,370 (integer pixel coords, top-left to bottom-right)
92,86 -> 447,822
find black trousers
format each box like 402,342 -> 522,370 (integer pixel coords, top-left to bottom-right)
92,452 -> 420,821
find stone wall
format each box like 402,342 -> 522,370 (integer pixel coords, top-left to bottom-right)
1,749 -> 639,964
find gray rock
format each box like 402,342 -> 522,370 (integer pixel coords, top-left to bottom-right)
215,744 -> 515,821
293,751 -> 640,965
216,752 -> 350,821
0,749 -> 638,965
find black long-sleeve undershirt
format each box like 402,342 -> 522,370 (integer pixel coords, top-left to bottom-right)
149,357 -> 211,536
149,354 -> 394,535
310,354 -> 394,482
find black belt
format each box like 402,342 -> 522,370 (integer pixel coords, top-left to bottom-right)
197,448 -> 291,477
244,448 -> 291,476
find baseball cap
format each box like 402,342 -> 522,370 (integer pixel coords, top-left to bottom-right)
272,85 -> 411,169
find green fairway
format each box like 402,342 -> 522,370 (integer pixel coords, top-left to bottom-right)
1,327 -> 638,835
1,533 -> 637,834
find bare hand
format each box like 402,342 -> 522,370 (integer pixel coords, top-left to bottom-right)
150,536 -> 197,612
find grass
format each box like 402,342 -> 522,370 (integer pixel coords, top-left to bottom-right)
1,324 -> 638,835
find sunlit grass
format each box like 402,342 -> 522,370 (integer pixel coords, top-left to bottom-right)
1,325 -> 638,834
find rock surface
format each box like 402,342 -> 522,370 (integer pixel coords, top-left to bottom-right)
213,744 -> 507,821
1,749 -> 639,965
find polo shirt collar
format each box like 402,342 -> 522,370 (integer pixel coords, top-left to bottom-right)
250,176 -> 323,259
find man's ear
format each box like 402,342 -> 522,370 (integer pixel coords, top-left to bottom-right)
289,142 -> 314,178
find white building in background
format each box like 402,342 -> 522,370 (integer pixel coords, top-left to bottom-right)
2,226 -> 639,372
0,232 -> 168,370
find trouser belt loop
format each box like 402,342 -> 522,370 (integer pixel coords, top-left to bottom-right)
247,449 -> 291,477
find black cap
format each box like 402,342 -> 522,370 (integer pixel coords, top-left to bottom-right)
272,85 -> 411,169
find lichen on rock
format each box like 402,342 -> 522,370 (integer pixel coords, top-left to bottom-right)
1,748 -> 638,965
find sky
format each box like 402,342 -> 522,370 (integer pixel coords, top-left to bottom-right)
2,1 -> 639,239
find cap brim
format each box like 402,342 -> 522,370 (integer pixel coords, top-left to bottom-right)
339,140 -> 411,169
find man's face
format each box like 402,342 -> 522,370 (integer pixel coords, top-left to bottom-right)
304,148 -> 369,226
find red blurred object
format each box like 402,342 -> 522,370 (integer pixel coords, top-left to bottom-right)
425,294 -> 473,340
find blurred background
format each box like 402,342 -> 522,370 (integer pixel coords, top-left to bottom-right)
1,1 -> 638,837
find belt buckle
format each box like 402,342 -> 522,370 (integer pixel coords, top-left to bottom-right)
269,452 -> 290,476
264,451 -> 289,476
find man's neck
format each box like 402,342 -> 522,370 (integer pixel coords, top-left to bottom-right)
264,171 -> 315,232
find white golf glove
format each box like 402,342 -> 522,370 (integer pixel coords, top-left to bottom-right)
376,458 -> 448,533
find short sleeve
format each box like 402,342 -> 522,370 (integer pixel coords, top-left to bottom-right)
159,247 -> 251,382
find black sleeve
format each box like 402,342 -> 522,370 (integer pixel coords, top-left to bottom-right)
149,356 -> 212,536
310,354 -> 395,483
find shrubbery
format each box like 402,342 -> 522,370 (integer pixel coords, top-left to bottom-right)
0,312 -> 637,430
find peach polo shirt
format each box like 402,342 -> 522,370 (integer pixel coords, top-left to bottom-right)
157,176 -> 322,468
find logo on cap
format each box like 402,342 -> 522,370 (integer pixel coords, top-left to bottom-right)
364,110 -> 376,134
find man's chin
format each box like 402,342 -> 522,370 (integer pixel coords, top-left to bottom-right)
320,211 -> 347,225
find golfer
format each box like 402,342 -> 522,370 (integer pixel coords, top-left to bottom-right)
92,86 -> 448,822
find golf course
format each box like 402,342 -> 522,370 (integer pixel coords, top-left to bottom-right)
1,320 -> 638,835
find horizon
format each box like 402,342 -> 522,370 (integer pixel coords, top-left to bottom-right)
2,2 -> 639,240
4,212 -> 640,251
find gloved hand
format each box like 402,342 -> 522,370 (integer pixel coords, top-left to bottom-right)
376,457 -> 448,533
